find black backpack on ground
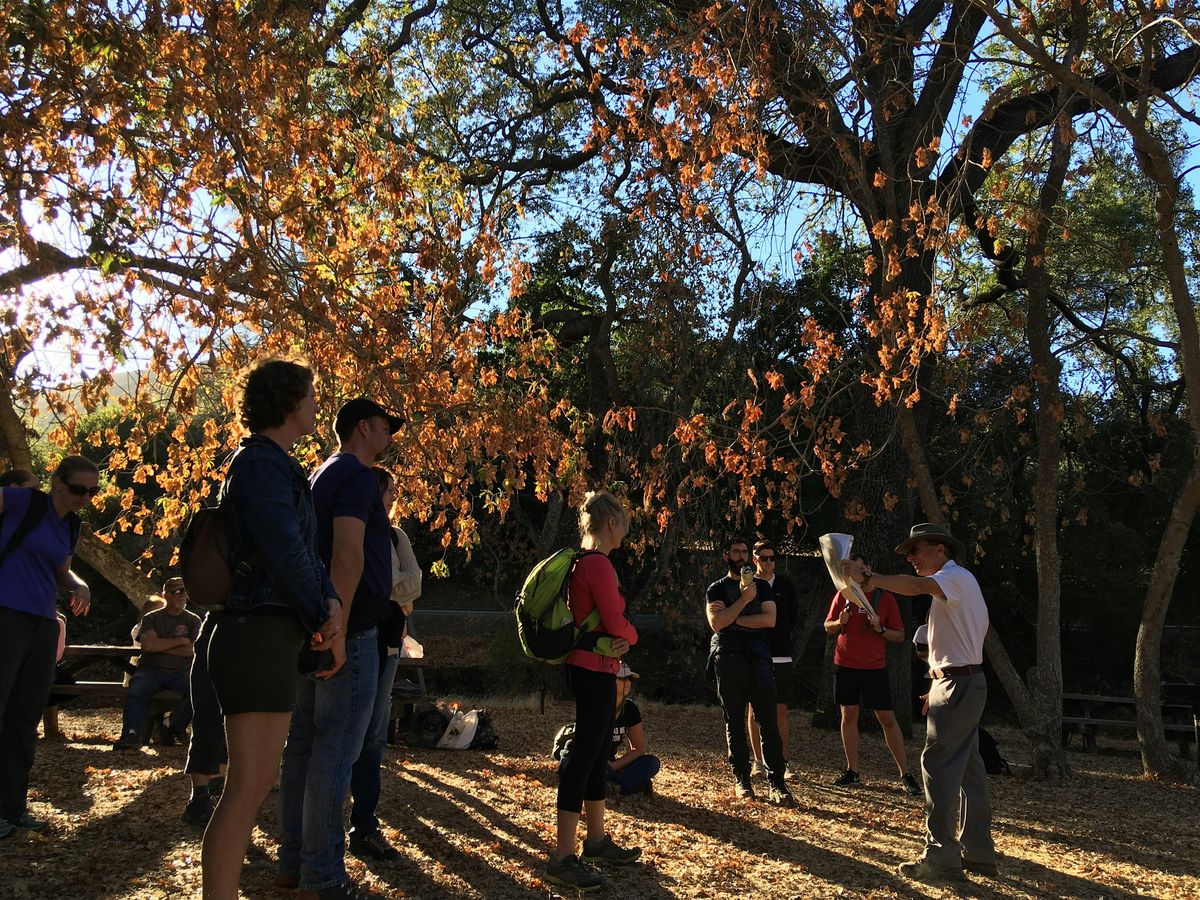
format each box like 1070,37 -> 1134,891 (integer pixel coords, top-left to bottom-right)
978,727 -> 1011,775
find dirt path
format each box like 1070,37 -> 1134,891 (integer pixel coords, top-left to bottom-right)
2,700 -> 1196,898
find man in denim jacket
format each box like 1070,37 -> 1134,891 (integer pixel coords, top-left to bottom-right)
277,397 -> 402,899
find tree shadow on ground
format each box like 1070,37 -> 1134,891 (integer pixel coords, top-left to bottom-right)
31,738 -> 183,814
24,763 -> 194,899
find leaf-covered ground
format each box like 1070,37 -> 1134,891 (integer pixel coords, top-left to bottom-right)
3,699 -> 1197,898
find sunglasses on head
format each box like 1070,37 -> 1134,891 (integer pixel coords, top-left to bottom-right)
63,482 -> 101,498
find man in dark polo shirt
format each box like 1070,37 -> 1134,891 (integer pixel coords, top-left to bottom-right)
113,576 -> 201,750
705,536 -> 794,807
277,397 -> 401,897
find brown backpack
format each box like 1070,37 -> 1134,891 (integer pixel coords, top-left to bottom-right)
179,504 -> 251,611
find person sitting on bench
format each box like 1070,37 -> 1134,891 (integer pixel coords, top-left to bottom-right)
113,576 -> 201,750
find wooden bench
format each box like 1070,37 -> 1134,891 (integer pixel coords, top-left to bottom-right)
48,645 -> 185,743
1062,692 -> 1198,755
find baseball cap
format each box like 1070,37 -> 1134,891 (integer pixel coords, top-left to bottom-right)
334,397 -> 403,439
616,661 -> 639,680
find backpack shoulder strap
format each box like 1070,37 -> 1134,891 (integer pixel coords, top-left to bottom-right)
66,511 -> 82,553
0,489 -> 52,568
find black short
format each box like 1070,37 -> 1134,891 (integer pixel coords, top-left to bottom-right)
773,660 -> 795,705
834,665 -> 893,710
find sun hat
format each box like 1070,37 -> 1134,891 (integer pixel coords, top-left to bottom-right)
894,523 -> 965,559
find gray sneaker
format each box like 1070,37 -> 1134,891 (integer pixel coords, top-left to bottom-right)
750,760 -> 766,777
733,773 -> 755,799
581,833 -> 641,865
901,773 -> 922,797
766,782 -> 796,808
544,854 -> 605,891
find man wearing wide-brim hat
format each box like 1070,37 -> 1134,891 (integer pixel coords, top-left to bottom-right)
844,523 -> 997,884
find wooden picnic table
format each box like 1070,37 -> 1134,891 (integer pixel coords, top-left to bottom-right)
50,644 -> 186,742
1061,691 -> 1198,756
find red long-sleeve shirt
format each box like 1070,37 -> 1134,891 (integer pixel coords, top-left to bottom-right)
566,552 -> 638,674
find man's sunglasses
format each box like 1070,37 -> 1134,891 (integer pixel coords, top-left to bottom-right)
166,586 -> 187,596
63,482 -> 101,498
756,554 -> 776,561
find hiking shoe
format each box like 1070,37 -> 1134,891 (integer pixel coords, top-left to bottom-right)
544,854 -> 605,891
832,768 -> 860,786
155,722 -> 177,746
0,818 -> 15,840
901,773 -> 922,797
766,782 -> 796,808
112,730 -> 142,751
14,813 -> 48,831
897,857 -> 965,883
581,833 -> 641,865
182,795 -> 213,827
733,773 -> 755,799
294,883 -> 375,900
783,764 -> 799,781
962,856 -> 999,877
750,760 -> 766,777
349,828 -> 401,861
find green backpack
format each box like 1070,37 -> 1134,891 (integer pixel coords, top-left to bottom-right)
515,548 -> 611,664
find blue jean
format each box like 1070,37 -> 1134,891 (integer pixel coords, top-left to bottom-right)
277,627 -> 379,890
121,667 -> 192,737
349,650 -> 400,834
607,754 -> 660,794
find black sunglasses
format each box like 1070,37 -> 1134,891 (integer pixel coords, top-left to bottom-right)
166,586 -> 187,595
756,554 -> 776,561
63,482 -> 101,498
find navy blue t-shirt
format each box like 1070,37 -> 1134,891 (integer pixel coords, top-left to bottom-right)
0,487 -> 77,621
309,453 -> 392,633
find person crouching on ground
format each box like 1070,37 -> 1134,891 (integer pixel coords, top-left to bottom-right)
605,661 -> 659,796
823,554 -> 921,796
544,491 -> 641,893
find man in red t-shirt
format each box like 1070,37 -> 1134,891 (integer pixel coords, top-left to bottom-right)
824,554 -> 921,796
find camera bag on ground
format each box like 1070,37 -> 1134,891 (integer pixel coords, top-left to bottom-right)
406,702 -> 499,750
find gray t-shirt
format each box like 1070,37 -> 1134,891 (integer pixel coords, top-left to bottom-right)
136,608 -> 202,672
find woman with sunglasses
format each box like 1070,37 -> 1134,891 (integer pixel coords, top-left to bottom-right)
0,455 -> 99,839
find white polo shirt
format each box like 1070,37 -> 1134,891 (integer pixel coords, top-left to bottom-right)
926,560 -> 988,669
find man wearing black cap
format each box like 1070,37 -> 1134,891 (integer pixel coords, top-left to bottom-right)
844,523 -> 996,884
277,397 -> 402,897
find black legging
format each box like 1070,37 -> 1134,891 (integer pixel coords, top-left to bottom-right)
556,665 -> 616,813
